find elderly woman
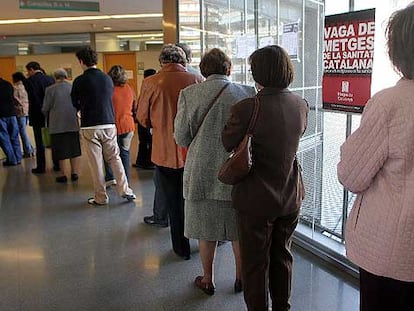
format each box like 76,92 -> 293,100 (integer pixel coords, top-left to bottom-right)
104,65 -> 136,184
174,48 -> 256,295
222,45 -> 308,310
42,68 -> 81,183
338,4 -> 414,310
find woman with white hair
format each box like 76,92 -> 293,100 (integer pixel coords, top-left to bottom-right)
42,68 -> 81,183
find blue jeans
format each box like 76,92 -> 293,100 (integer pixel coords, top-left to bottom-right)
0,116 -> 22,164
105,132 -> 133,182
17,116 -> 34,155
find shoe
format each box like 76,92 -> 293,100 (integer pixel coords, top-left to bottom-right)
56,176 -> 67,183
194,276 -> 215,296
3,161 -> 17,166
133,163 -> 154,170
87,197 -> 108,206
32,168 -> 46,174
175,251 -> 191,260
234,279 -> 243,293
105,179 -> 117,188
23,153 -> 33,158
143,215 -> 168,228
122,193 -> 136,201
71,173 -> 79,182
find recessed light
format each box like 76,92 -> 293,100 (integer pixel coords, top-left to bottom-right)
103,26 -> 112,30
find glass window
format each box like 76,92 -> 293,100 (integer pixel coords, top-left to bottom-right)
95,32 -> 163,52
0,33 -> 90,56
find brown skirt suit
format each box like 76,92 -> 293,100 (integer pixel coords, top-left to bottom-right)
222,88 -> 308,311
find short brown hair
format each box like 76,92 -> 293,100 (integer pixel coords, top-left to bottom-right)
199,48 -> 232,78
108,65 -> 128,86
386,3 -> 414,79
76,46 -> 98,67
159,44 -> 187,65
249,45 -> 293,88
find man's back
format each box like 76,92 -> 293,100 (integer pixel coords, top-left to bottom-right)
26,72 -> 54,127
0,78 -> 15,117
71,67 -> 114,128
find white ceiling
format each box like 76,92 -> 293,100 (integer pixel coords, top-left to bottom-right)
0,0 -> 163,37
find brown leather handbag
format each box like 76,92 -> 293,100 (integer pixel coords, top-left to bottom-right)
218,96 -> 260,185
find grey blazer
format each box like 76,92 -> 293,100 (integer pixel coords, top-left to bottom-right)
174,74 -> 256,201
42,81 -> 79,134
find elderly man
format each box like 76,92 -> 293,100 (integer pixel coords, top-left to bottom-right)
25,61 -> 55,173
137,44 -> 203,259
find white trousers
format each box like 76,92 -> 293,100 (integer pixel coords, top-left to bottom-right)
82,127 -> 134,204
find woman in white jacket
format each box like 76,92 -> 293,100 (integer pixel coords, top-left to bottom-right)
337,3 -> 414,310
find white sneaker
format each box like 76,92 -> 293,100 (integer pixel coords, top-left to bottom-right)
105,179 -> 117,188
122,193 -> 136,201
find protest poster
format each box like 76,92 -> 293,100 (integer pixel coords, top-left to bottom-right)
322,9 -> 375,113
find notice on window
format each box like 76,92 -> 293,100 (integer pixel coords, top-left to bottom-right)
281,21 -> 299,60
322,9 -> 376,113
236,35 -> 256,59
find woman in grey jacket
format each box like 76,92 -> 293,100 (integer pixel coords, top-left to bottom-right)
174,48 -> 256,295
42,68 -> 81,183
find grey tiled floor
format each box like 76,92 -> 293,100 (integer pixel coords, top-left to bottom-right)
0,145 -> 359,311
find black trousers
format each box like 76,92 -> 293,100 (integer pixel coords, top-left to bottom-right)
33,126 -> 59,171
152,166 -> 169,224
135,124 -> 153,167
238,210 -> 299,311
32,126 -> 46,170
154,165 -> 190,257
359,268 -> 414,311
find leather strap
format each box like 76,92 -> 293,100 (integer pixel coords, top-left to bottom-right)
193,83 -> 230,138
246,96 -> 261,135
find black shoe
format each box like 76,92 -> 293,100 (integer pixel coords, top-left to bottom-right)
133,163 -> 155,170
143,215 -> 168,228
71,173 -> 79,181
3,161 -> 17,166
234,279 -> 243,293
32,167 -> 46,174
56,176 -> 67,183
175,251 -> 191,260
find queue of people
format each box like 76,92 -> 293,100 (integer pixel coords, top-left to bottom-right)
1,4 -> 413,309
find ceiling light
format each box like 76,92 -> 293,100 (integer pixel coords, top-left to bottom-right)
117,33 -> 163,39
0,19 -> 39,25
103,26 -> 112,30
0,13 -> 163,25
111,14 -> 162,19
39,15 -> 110,22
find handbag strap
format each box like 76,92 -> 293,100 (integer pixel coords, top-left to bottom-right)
193,82 -> 230,138
246,96 -> 261,135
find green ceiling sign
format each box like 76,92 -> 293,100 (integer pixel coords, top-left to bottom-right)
19,0 -> 100,12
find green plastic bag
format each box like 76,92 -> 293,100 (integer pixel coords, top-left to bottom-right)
41,127 -> 51,148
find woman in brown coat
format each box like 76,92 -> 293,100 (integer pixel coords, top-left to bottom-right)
222,45 -> 308,311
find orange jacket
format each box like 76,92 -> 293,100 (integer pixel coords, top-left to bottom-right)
137,63 -> 202,168
113,83 -> 136,135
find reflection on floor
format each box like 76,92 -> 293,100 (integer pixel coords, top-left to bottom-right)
0,148 -> 359,311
